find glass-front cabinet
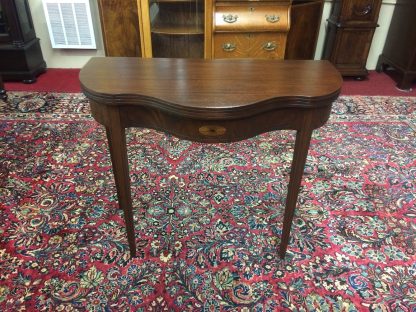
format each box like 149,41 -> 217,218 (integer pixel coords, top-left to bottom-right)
138,0 -> 207,58
100,1 -> 325,60
137,0 -> 292,59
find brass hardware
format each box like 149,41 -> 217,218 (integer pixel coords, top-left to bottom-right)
223,14 -> 238,23
199,125 -> 227,137
222,42 -> 236,52
263,41 -> 277,51
265,14 -> 280,23
353,4 -> 372,16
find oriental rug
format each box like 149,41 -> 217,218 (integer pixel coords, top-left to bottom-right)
0,92 -> 415,311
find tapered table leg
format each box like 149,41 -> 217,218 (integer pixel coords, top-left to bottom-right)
279,126 -> 313,259
106,128 -> 123,211
105,109 -> 137,258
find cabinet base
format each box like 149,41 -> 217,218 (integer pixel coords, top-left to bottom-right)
376,54 -> 416,91
0,38 -> 47,83
0,89 -> 6,101
322,19 -> 377,80
337,68 -> 369,78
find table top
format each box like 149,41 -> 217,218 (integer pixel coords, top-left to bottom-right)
80,57 -> 342,119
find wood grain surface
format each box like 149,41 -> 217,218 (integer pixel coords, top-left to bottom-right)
80,57 -> 342,118
98,0 -> 141,57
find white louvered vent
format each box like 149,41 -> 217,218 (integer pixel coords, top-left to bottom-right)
42,0 -> 96,49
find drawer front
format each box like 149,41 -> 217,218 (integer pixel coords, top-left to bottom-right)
213,33 -> 251,58
340,0 -> 382,23
214,3 -> 290,32
213,33 -> 286,59
249,33 -> 287,59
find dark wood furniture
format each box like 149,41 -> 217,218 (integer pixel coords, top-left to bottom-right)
0,0 -> 46,83
285,0 -> 324,60
80,57 -> 342,259
97,0 -> 142,57
0,74 -> 6,100
376,0 -> 416,91
322,0 -> 382,78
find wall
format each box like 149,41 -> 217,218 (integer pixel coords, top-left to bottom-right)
28,0 -> 396,69
28,0 -> 105,68
366,0 -> 396,69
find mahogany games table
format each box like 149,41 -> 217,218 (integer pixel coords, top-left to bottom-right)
80,57 -> 342,259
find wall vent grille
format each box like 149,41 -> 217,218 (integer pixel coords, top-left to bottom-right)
42,0 -> 96,49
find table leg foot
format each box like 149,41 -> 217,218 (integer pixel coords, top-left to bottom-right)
279,127 -> 313,259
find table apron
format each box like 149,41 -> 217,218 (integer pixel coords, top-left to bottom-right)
90,101 -> 332,143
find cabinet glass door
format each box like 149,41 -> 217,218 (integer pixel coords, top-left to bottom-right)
142,0 -> 205,58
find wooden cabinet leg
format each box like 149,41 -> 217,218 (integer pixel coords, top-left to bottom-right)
105,115 -> 137,258
375,55 -> 385,73
397,73 -> 415,91
0,75 -> 7,101
279,127 -> 313,259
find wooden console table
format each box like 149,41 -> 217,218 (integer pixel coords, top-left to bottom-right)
80,57 -> 342,259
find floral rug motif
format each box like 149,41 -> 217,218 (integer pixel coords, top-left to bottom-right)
0,92 -> 415,311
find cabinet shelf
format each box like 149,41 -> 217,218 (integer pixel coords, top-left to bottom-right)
151,24 -> 204,35
152,0 -> 201,3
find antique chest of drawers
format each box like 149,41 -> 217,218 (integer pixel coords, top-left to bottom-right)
212,1 -> 291,59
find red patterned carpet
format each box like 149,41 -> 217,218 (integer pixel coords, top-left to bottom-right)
4,69 -> 81,93
1,69 -> 416,311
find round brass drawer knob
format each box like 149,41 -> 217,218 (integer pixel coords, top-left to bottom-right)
199,125 -> 227,136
